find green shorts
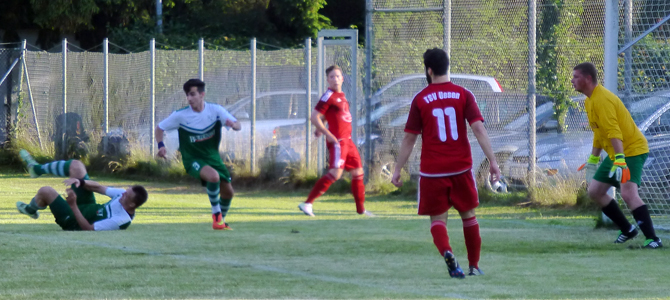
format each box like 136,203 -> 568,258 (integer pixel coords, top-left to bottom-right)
72,174 -> 96,205
49,195 -> 102,231
593,153 -> 647,188
183,158 -> 231,186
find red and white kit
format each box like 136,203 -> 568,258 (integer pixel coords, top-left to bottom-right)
315,88 -> 362,170
405,82 -> 484,215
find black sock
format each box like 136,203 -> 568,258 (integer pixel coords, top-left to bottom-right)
632,205 -> 657,240
602,199 -> 633,233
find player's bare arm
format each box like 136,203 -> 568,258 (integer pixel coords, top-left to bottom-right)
63,178 -> 108,195
225,119 -> 242,131
310,109 -> 338,143
610,138 -> 624,153
64,188 -> 94,231
391,132 -> 418,187
155,126 -> 167,158
470,121 -> 501,184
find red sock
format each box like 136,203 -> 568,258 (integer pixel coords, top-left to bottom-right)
430,220 -> 451,256
462,216 -> 481,268
352,174 -> 365,214
306,173 -> 336,204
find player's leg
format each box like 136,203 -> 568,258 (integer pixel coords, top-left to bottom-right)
299,142 -> 344,216
619,154 -> 661,248
198,165 -> 227,230
451,171 -> 483,276
420,176 -> 464,279
19,149 -> 86,179
217,163 -> 234,230
16,186 -> 60,219
590,157 -> 637,243
345,140 -> 372,215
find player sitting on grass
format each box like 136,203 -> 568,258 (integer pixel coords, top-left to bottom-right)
16,150 -> 148,231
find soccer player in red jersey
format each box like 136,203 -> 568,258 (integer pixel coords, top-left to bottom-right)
298,65 -> 373,217
391,48 -> 501,278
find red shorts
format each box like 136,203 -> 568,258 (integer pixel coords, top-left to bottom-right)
327,138 -> 362,170
418,170 -> 479,215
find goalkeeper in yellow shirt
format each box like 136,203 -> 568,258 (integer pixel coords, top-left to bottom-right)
572,62 -> 661,249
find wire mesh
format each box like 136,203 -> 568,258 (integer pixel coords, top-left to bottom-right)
619,1 -> 670,229
0,47 -> 22,145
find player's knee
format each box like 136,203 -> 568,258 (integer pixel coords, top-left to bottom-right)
37,186 -> 58,199
328,169 -> 343,180
619,188 -> 636,201
69,160 -> 87,177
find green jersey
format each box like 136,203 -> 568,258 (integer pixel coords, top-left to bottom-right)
158,102 -> 237,162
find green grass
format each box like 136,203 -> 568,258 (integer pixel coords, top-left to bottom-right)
1,173 -> 669,299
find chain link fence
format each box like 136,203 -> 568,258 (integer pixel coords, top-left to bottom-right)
619,0 -> 670,229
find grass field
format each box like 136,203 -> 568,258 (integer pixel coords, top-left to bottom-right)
1,172 -> 669,299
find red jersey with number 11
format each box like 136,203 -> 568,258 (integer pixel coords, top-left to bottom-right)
404,82 -> 484,176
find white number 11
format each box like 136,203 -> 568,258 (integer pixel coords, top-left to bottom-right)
432,107 -> 458,142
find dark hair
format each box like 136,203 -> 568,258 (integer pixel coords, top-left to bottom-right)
573,62 -> 598,84
131,185 -> 148,207
183,79 -> 205,94
326,65 -> 342,76
423,48 -> 449,76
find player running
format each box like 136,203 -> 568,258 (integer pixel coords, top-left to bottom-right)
392,48 -> 501,278
16,151 -> 148,231
572,62 -> 662,248
298,65 -> 373,217
155,79 -> 241,230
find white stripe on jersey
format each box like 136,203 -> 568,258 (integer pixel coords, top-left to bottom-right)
320,90 -> 333,102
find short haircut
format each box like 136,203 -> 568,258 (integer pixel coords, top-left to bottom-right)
183,79 -> 205,94
573,62 -> 598,84
131,185 -> 148,207
326,65 -> 342,76
423,48 -> 449,76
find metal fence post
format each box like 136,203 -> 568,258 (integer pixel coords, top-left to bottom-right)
62,38 -> 68,157
199,38 -> 204,81
604,0 -> 618,92
150,39 -> 156,157
364,0 -> 373,182
624,0 -> 633,101
21,40 -> 43,149
103,38 -> 109,153
443,0 -> 451,80
305,38 -> 312,170
527,0 -> 537,189
316,36 -> 324,175
250,38 -> 257,174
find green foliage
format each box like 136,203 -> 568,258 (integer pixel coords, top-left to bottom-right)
30,0 -> 99,31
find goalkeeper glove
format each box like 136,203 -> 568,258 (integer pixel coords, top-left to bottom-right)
608,153 -> 630,184
577,154 -> 600,183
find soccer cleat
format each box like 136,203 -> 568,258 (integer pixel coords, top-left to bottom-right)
19,149 -> 39,178
362,210 -> 376,217
298,202 -> 315,217
643,238 -> 663,249
443,251 -> 465,279
468,266 -> 484,276
16,201 -> 39,219
614,227 -> 638,244
212,213 -> 232,230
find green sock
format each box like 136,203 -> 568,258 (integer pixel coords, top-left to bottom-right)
206,182 -> 221,215
33,160 -> 71,177
25,197 -> 46,214
220,198 -> 232,222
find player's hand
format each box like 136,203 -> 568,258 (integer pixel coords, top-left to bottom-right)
157,146 -> 167,158
314,130 -> 322,138
608,153 -> 630,183
326,135 -> 338,144
65,188 -> 77,206
63,178 -> 80,187
489,162 -> 502,186
577,154 -> 600,183
391,170 -> 403,188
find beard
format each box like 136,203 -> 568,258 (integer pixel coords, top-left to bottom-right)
425,70 -> 432,84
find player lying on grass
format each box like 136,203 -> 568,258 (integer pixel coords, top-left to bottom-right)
16,150 -> 148,231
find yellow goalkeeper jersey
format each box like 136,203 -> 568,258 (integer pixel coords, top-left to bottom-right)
584,85 -> 648,159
